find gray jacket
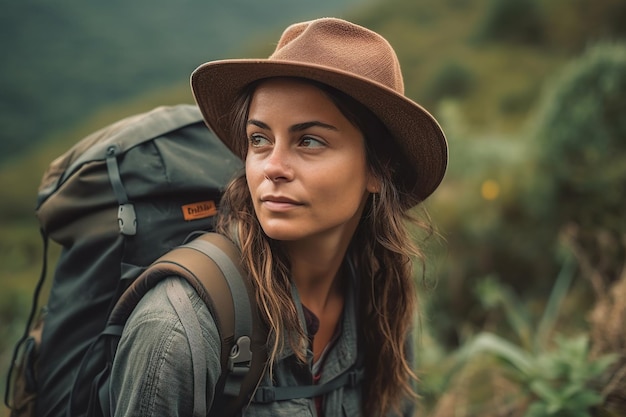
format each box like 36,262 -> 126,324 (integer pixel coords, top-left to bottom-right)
109,276 -> 415,416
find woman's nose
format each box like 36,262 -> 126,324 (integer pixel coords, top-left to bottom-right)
263,142 -> 294,182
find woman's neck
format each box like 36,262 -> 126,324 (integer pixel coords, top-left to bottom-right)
287,239 -> 348,363
287,236 -> 349,313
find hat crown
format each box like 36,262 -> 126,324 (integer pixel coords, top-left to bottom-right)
269,18 -> 404,95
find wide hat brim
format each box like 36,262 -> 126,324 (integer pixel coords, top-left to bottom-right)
191,59 -> 447,203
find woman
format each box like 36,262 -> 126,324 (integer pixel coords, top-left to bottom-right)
111,17 -> 447,417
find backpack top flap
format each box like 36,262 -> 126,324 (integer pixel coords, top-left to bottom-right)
37,105 -> 205,207
36,104 -> 242,248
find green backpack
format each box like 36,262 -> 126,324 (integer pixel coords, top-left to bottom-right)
4,104 -> 268,417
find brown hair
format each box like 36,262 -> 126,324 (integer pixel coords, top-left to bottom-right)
216,77 -> 429,416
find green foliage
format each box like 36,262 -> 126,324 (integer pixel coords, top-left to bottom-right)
457,333 -> 615,417
524,335 -> 615,417
473,0 -> 545,45
423,60 -> 476,102
446,253 -> 617,416
530,42 -> 626,233
0,286 -> 31,396
424,39 -> 626,364
473,248 -> 575,354
474,276 -> 534,350
541,0 -> 626,52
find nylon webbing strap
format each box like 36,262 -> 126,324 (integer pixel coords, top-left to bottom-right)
105,145 -> 128,204
166,279 -> 207,417
182,238 -> 254,399
252,366 -> 364,403
105,144 -> 137,236
101,324 -> 124,337
182,239 -> 252,345
4,230 -> 49,410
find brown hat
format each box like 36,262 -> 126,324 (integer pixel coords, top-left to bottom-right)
191,17 -> 447,202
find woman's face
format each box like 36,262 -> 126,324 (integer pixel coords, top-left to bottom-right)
245,78 -> 377,246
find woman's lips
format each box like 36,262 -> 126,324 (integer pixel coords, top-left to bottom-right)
260,195 -> 303,211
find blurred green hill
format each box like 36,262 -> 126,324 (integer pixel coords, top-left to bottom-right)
0,0 -> 365,161
2,0 -> 625,415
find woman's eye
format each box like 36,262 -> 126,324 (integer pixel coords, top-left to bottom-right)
249,134 -> 270,147
300,136 -> 325,148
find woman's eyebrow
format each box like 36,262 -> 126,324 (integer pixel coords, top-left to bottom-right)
247,119 -> 269,129
290,121 -> 338,132
247,119 -> 338,132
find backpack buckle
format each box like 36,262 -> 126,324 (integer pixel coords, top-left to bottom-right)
227,335 -> 252,372
117,203 -> 137,236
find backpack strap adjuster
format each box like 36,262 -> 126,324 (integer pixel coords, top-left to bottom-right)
347,367 -> 364,388
117,204 -> 137,236
228,336 -> 252,373
254,387 -> 275,403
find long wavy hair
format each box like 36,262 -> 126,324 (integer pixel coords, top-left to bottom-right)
216,77 -> 431,416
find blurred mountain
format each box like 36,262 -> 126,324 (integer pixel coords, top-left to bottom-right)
0,0 -> 365,162
2,0 -> 624,181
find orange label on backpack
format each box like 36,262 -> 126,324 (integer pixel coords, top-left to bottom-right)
181,200 -> 217,221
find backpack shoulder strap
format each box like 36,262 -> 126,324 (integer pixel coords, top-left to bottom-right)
107,232 -> 267,417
